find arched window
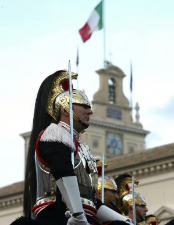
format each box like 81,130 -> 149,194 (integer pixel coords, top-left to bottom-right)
108,78 -> 115,103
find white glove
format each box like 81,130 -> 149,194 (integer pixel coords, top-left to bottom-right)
67,213 -> 89,225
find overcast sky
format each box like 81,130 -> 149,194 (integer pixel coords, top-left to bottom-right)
0,0 -> 174,188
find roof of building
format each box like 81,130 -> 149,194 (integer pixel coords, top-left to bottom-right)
106,143 -> 174,172
0,181 -> 24,198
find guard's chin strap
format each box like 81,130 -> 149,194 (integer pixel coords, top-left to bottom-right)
64,107 -> 89,130
78,119 -> 89,129
137,211 -> 145,223
72,111 -> 89,129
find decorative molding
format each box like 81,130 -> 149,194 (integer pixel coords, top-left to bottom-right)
90,119 -> 149,136
131,161 -> 174,177
0,196 -> 23,210
155,206 -> 174,221
106,160 -> 174,179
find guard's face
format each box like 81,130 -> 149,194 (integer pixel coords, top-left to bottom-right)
73,104 -> 93,131
105,189 -> 119,206
136,205 -> 148,222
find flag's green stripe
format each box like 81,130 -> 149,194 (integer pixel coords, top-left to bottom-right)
95,1 -> 103,30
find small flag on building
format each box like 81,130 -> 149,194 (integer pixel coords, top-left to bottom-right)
79,1 -> 103,42
130,63 -> 133,92
76,47 -> 79,67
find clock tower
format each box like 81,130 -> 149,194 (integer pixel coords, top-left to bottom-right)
81,63 -> 149,158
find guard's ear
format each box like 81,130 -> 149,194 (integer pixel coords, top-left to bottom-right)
96,190 -> 101,200
61,106 -> 69,116
129,205 -> 133,213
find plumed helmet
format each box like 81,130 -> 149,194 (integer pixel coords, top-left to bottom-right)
115,173 -> 139,199
122,191 -> 146,215
115,173 -> 139,214
46,70 -> 91,121
97,176 -> 117,192
97,176 -> 118,210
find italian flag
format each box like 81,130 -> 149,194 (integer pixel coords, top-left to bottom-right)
79,1 -> 103,43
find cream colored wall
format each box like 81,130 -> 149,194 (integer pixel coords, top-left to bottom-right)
135,171 -> 174,214
123,133 -> 145,153
81,125 -> 105,156
92,103 -> 132,126
0,206 -> 23,225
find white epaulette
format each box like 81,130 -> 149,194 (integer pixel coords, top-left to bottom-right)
40,123 -> 75,152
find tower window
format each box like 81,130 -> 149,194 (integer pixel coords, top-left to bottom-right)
108,78 -> 115,103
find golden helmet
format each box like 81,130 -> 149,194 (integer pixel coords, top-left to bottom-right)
97,176 -> 117,192
46,70 -> 91,121
122,191 -> 146,214
115,173 -> 139,199
115,173 -> 139,214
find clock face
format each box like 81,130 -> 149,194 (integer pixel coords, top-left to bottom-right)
106,133 -> 122,155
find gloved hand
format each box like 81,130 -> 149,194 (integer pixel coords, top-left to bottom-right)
67,213 -> 89,225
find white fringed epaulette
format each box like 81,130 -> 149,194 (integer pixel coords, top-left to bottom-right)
40,123 -> 75,152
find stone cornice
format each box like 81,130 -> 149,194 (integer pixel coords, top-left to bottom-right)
0,194 -> 23,209
90,119 -> 149,136
96,64 -> 126,78
106,158 -> 174,179
91,100 -> 131,111
131,160 -> 174,178
20,131 -> 31,139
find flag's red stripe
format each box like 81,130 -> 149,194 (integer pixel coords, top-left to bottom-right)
79,23 -> 92,43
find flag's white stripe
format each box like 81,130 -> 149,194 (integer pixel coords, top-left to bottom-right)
87,10 -> 100,33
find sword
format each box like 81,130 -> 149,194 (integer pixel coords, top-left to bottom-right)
132,176 -> 136,225
101,153 -> 105,203
68,60 -> 74,168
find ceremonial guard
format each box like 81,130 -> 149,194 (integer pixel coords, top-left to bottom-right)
97,176 -> 119,212
115,174 -> 148,225
11,70 -> 132,225
121,192 -> 148,224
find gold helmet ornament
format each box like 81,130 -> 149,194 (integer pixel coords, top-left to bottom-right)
46,70 -> 91,124
122,191 -> 147,222
94,156 -> 108,176
145,214 -> 160,225
97,176 -> 117,193
122,191 -> 147,209
115,173 -> 139,199
97,176 -> 118,210
115,173 -> 139,213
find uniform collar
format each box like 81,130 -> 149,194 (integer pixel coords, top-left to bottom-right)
58,121 -> 79,139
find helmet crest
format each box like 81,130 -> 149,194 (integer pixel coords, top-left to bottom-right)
46,70 -> 77,121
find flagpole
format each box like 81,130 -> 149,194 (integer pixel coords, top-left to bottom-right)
103,0 -> 106,67
130,61 -> 133,119
101,153 -> 105,203
76,46 -> 79,89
